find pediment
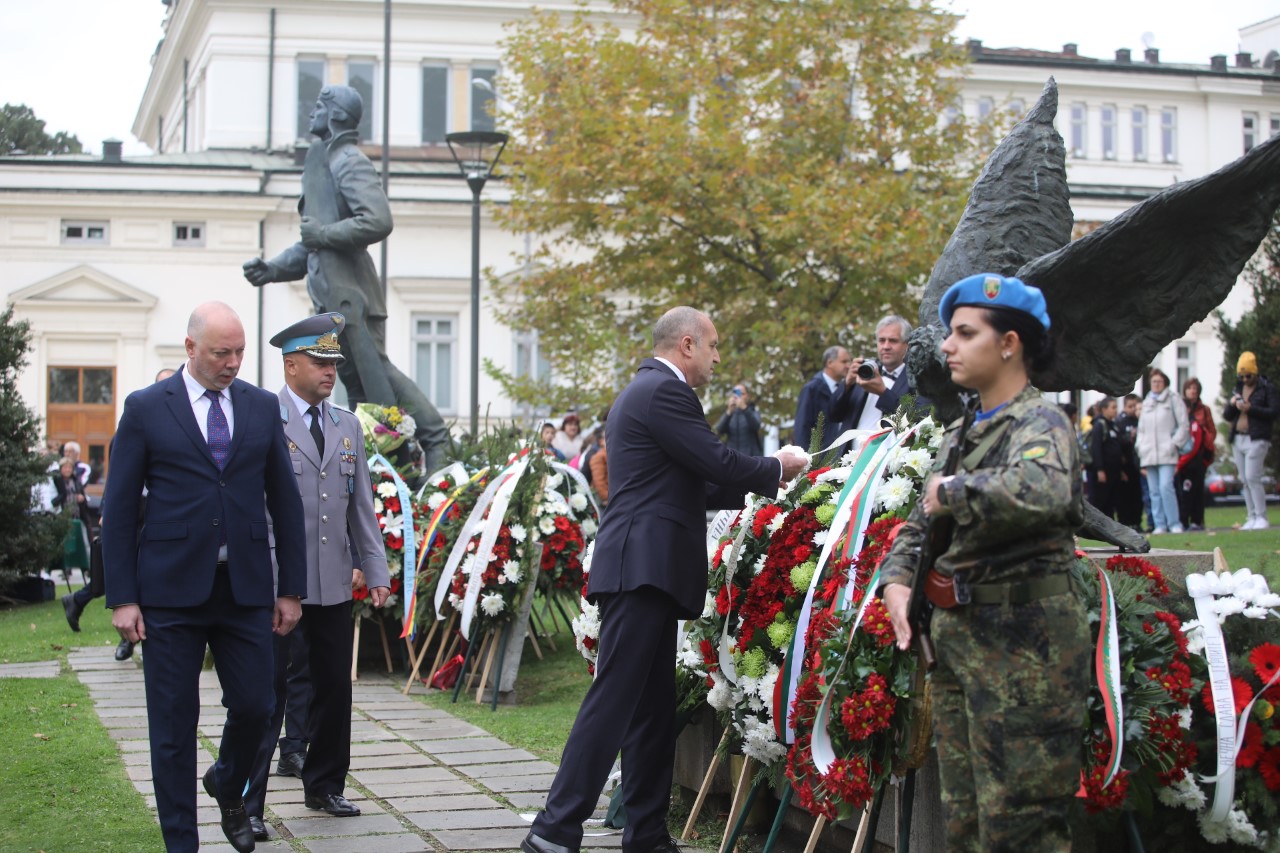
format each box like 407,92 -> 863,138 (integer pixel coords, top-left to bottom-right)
9,265 -> 157,308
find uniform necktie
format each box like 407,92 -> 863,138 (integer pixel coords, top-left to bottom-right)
204,389 -> 230,471
308,406 -> 326,457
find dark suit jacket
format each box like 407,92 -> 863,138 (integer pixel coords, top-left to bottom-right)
793,371 -> 842,450
102,369 -> 306,609
586,359 -> 779,618
830,368 -> 918,430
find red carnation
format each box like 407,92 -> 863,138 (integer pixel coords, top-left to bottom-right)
1154,611 -> 1190,657
1105,554 -> 1170,597
806,466 -> 831,483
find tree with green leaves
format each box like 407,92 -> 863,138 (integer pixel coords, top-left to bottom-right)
0,103 -> 83,155
0,307 -> 70,588
491,0 -> 986,421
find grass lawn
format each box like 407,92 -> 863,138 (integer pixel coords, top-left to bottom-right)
0,584 -> 123,664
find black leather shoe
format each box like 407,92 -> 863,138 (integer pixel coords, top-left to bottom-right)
647,839 -> 681,853
248,816 -> 269,841
203,765 -> 256,852
522,830 -> 580,853
61,594 -> 82,632
304,792 -> 361,817
275,751 -> 305,778
114,638 -> 135,661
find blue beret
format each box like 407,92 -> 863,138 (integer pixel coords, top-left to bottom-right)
938,274 -> 1051,331
270,312 -> 346,361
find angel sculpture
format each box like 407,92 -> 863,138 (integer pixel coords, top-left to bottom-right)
907,79 -> 1280,551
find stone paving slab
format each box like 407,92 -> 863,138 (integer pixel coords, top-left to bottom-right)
353,766 -> 457,785
417,736 -> 511,754
0,660 -> 60,677
430,827 -> 532,849
404,808 -> 531,830
351,740 -> 425,757
385,793 -> 501,813
452,761 -> 559,779
283,813 -> 407,838
483,774 -> 558,793
352,751 -> 438,770
440,748 -> 540,766
303,834 -> 432,853
270,799 -> 386,819
362,778 -> 478,799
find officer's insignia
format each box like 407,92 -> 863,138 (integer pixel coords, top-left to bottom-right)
983,276 -> 1001,300
1021,444 -> 1049,460
288,440 -> 297,451
343,436 -> 352,449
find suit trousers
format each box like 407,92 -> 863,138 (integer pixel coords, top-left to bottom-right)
247,600 -> 353,815
532,587 -> 679,851
141,569 -> 275,852
280,627 -> 313,757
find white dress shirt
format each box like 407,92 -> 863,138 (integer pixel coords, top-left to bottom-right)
182,365 -> 235,439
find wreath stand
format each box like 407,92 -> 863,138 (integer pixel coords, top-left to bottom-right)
350,611 -> 395,681
401,611 -> 457,695
448,624 -> 514,711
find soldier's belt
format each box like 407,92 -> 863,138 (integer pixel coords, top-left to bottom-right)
925,569 -> 1071,609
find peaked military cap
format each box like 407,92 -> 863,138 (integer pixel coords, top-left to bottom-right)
270,312 -> 346,361
939,273 -> 1051,331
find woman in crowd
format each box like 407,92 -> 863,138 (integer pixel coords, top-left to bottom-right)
714,382 -> 763,456
1225,351 -> 1276,530
52,456 -> 94,532
1136,368 -> 1189,535
880,274 -> 1089,852
552,413 -> 585,460
1175,377 -> 1217,531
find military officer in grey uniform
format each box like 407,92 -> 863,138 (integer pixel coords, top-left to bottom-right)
245,312 -> 390,840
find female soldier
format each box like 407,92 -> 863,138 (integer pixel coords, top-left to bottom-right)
880,274 -> 1089,853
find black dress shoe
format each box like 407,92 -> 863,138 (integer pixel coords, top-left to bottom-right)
114,638 -> 135,661
275,751 -> 305,777
203,765 -> 256,852
248,815 -> 269,841
521,830 -> 580,853
61,594 -> 82,632
304,792 -> 361,817
623,838 -> 680,853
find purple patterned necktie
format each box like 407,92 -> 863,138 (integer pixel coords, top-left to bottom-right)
204,389 -> 230,471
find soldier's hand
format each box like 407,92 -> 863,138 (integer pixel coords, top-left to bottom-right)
882,583 -> 912,651
112,604 -> 147,644
243,258 -> 274,286
273,596 -> 302,636
352,568 -> 366,591
1097,470 -> 1108,484
299,216 -> 325,249
922,475 -> 952,517
370,586 -> 391,608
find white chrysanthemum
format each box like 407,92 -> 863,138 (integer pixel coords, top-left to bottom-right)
1183,623 -> 1207,656
1214,597 -> 1248,619
883,445 -> 907,474
761,663 -> 782,700
500,560 -> 522,585
767,511 -> 789,535
1226,807 -> 1260,845
741,717 -> 786,765
928,430 -> 944,450
915,415 -> 936,436
1156,772 -> 1204,810
539,516 -> 557,536
426,492 -> 446,511
569,493 -> 588,512
900,448 -> 934,477
1199,811 -> 1231,844
737,673 -> 760,698
876,474 -> 915,512
547,472 -> 564,490
460,554 -> 478,577
581,518 -> 597,537
753,554 -> 767,576
447,592 -> 462,608
376,481 -> 398,498
747,696 -> 765,713
702,591 -> 717,619
812,529 -> 828,547
372,498 -> 384,514
508,523 -> 527,542
816,467 -> 849,485
1177,707 -> 1193,730
400,413 -> 417,436
480,592 -> 506,616
707,674 -> 734,711
677,643 -> 702,670
838,446 -> 860,467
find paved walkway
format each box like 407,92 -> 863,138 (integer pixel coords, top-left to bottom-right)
66,646 -> 621,852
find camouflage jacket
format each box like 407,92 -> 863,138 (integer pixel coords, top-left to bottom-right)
880,385 -> 1083,587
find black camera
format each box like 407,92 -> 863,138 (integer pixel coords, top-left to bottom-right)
856,359 -> 881,381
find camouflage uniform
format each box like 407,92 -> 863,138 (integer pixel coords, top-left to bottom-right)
880,385 -> 1090,853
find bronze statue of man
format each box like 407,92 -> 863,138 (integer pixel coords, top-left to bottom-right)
244,84 -> 446,474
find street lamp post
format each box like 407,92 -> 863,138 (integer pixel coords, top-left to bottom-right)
445,130 -> 509,438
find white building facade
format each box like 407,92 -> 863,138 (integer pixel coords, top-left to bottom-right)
2,1 -> 1277,478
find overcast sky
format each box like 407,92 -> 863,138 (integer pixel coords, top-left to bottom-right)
2,0 -> 1275,156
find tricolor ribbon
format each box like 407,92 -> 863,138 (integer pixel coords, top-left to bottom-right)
368,452 -> 415,631
1092,565 -> 1125,787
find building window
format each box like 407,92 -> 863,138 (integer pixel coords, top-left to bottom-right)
1243,112 -> 1259,154
173,222 -> 205,247
942,102 -> 961,127
1271,114 -> 1280,138
1101,104 -> 1117,160
61,220 -> 108,245
470,65 -> 498,132
1008,98 -> 1025,119
347,61 -> 376,142
514,329 -> 552,421
1176,343 -> 1194,392
1070,103 -> 1086,158
297,59 -> 327,140
422,64 -> 450,144
413,315 -> 456,414
1131,107 -> 1147,161
1161,108 -> 1177,163
977,97 -> 993,120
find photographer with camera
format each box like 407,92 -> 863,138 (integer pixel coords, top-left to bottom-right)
832,315 -> 921,432
1225,351 -> 1277,530
716,383 -> 764,455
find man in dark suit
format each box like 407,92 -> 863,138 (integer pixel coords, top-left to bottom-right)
523,307 -> 807,853
830,315 -> 921,432
103,301 -> 306,853
793,345 -> 851,450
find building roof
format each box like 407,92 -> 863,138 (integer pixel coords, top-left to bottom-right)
968,39 -> 1280,80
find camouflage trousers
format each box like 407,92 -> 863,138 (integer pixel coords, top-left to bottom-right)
931,586 -> 1090,853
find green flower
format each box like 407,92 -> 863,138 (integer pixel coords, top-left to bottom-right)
800,483 -> 834,506
767,619 -> 796,649
739,647 -> 768,679
791,560 -> 817,592
814,503 -> 837,527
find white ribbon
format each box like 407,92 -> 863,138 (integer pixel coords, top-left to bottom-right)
418,461 -> 470,501
434,458 -> 519,621
548,460 -> 603,520
460,457 -> 532,638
